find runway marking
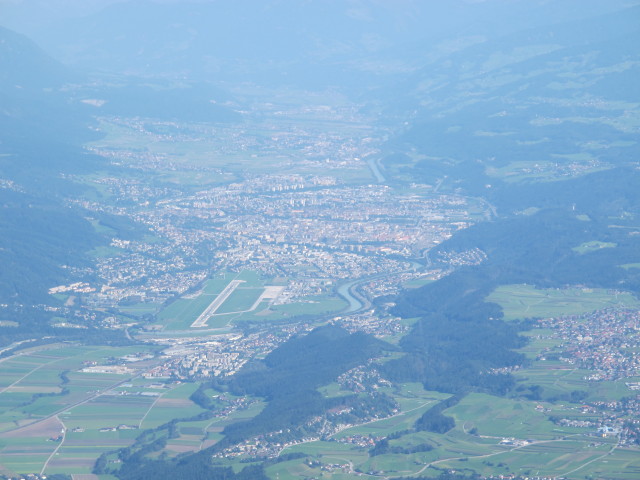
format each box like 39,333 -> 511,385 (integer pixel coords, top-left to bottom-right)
190,280 -> 244,328
247,285 -> 285,312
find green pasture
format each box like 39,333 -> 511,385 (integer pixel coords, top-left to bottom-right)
196,312 -> 242,328
201,273 -> 237,294
396,428 -> 500,457
89,119 -> 299,175
209,400 -> 266,427
332,384 -> 448,440
60,398 -> 153,430
265,458 -> 318,480
263,377 -> 638,479
160,398 -> 267,456
117,302 -> 160,316
216,287 -> 264,314
516,328 -> 560,359
317,382 -> 351,399
513,362 -> 592,397
140,383 -> 205,429
159,382 -> 198,400
579,447 -> 640,480
435,438 -> 616,480
512,358 -> 634,402
484,150 -> 612,183
487,284 -> 640,320
89,245 -> 125,259
270,295 -> 347,317
0,434 -> 56,475
572,240 -> 617,254
14,383 -> 196,474
445,394 -> 571,440
158,294 -> 219,329
0,453 -> 52,476
227,302 -> 284,321
129,391 -> 266,459
234,270 -> 264,287
0,344 -> 155,434
621,263 -> 640,270
517,330 -> 639,404
285,440 -> 368,464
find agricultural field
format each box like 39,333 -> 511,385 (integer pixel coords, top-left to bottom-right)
484,154 -> 609,184
0,343 -> 165,476
252,329 -> 640,480
572,240 -> 617,254
264,386 -> 635,480
434,438 -> 615,478
445,394 -> 574,440
89,117 -> 374,183
267,384 -> 455,478
2,308 -> 638,478
486,284 -> 640,320
138,383 -> 205,429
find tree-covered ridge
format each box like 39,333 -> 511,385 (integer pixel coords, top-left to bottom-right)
101,326 -> 396,478
117,457 -> 267,480
388,201 -> 640,394
0,26 -> 105,317
222,325 -> 394,444
399,208 -> 640,318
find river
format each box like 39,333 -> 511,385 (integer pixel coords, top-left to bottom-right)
337,279 -> 365,313
337,261 -> 423,314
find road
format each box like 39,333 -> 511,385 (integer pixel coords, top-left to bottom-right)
0,356 -> 66,395
40,416 -> 65,475
409,434 -> 598,479
1,357 -> 166,435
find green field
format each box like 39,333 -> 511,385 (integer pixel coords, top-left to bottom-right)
580,447 -> 640,480
262,372 -> 640,480
487,284 -> 640,320
446,394 -> 571,440
514,332 -> 637,403
270,295 -> 347,317
0,344 -> 161,476
485,156 -> 609,183
158,294 -> 219,329
117,302 -> 161,316
572,240 -> 617,254
272,383 -> 451,478
0,345 -> 155,432
215,287 -> 264,314
621,263 -> 640,270
89,118 -> 373,183
3,337 -> 637,479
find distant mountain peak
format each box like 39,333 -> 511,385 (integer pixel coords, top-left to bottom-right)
0,25 -> 73,91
